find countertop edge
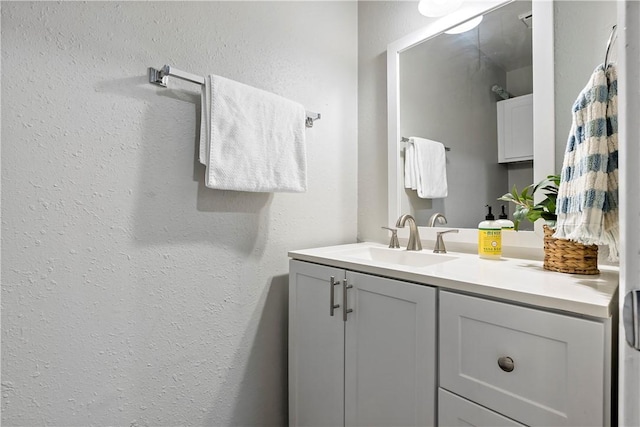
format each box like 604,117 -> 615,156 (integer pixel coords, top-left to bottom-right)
288,244 -> 618,320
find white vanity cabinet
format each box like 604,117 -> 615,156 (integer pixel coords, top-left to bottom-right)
497,93 -> 533,163
289,243 -> 617,427
288,260 -> 437,427
439,291 -> 611,427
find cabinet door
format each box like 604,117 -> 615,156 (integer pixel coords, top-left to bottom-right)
439,388 -> 526,427
497,94 -> 533,163
289,260 -> 345,427
344,272 -> 436,427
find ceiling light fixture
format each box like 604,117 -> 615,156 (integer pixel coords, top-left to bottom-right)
444,15 -> 484,34
418,0 -> 463,18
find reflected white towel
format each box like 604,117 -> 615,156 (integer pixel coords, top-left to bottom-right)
200,74 -> 307,193
404,137 -> 447,198
404,142 -> 417,190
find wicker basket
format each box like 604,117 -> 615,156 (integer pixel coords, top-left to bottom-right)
543,225 -> 599,275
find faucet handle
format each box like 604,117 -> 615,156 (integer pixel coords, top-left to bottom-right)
434,229 -> 459,254
381,227 -> 400,249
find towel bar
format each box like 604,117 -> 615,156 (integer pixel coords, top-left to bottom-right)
148,65 -> 321,128
401,136 -> 451,151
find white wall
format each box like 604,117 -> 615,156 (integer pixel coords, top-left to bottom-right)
1,2 -> 357,425
506,65 -> 533,97
358,1 -> 434,243
554,1 -> 617,173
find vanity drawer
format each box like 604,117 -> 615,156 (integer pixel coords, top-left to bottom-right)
439,291 -> 606,427
439,388 -> 525,427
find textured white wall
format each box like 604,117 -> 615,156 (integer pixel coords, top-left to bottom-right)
1,2 -> 357,425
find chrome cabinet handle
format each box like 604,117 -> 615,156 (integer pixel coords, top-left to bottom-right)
497,356 -> 515,372
329,276 -> 340,316
343,279 -> 353,322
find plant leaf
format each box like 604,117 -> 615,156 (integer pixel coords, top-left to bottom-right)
495,174 -> 560,229
527,210 -> 543,222
511,185 -> 520,201
498,193 -> 516,202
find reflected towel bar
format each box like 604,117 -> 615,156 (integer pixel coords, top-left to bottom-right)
148,65 -> 321,128
401,137 -> 451,151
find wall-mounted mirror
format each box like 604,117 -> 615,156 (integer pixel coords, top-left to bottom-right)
388,0 -> 555,248
400,0 -> 533,229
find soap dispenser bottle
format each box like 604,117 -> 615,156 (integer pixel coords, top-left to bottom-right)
478,205 -> 502,259
496,205 -> 515,231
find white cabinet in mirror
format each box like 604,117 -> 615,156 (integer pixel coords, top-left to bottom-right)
497,93 -> 533,163
387,0 -> 556,248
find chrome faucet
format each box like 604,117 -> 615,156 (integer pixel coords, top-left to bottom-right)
428,212 -> 447,227
433,229 -> 459,253
395,214 -> 422,251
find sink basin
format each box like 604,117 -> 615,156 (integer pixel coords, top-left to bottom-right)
338,246 -> 457,268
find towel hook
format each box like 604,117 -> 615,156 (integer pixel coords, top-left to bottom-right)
604,25 -> 617,68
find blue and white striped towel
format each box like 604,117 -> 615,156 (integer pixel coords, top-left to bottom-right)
554,64 -> 619,261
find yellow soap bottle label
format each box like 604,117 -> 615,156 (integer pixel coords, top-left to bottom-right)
478,228 -> 502,257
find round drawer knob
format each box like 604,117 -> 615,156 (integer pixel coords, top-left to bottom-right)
498,356 -> 515,372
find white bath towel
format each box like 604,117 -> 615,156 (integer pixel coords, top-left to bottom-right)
199,76 -> 211,166
404,137 -> 448,198
200,74 -> 307,193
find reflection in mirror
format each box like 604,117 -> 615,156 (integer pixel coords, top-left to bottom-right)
399,1 -> 533,229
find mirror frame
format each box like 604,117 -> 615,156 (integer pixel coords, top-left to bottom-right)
387,0 -> 555,251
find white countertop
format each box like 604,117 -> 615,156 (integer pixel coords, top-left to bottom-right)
288,242 -> 619,319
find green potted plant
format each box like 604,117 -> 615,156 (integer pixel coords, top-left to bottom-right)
498,174 -> 599,275
497,174 -> 560,231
